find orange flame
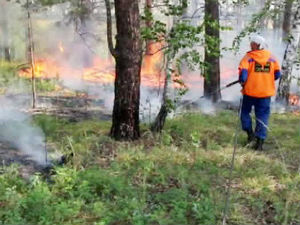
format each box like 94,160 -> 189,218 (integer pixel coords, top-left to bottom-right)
289,94 -> 300,106
19,59 -> 59,79
18,41 -> 234,91
18,41 -> 166,88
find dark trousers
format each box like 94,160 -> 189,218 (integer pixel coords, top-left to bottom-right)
241,95 -> 271,139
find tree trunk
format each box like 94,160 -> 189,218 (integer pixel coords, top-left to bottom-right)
151,54 -> 173,133
151,11 -> 180,133
276,1 -> 300,104
4,48 -> 11,61
27,0 -> 37,109
282,0 -> 293,35
0,1 -> 11,61
110,0 -> 142,140
203,0 -> 221,103
104,0 -> 117,57
145,0 -> 153,55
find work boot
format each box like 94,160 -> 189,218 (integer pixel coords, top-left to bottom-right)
247,130 -> 255,143
254,138 -> 264,151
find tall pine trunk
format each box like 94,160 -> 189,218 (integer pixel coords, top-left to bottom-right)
203,0 -> 221,102
282,0 -> 293,35
109,0 -> 142,140
276,1 -> 300,104
0,1 -> 11,61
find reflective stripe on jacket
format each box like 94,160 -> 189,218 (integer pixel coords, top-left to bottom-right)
238,49 -> 281,98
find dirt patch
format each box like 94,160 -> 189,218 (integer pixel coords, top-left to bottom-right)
29,95 -> 111,121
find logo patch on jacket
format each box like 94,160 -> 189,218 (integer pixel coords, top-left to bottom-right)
255,62 -> 270,72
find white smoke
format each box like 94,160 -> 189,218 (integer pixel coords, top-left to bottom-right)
1,0 -> 291,125
140,88 -> 163,123
0,96 -> 46,165
271,102 -> 287,114
195,98 -> 217,115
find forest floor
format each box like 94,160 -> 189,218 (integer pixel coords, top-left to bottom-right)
0,109 -> 299,225
0,61 -> 300,225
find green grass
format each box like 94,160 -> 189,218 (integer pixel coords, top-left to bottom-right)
0,60 -> 20,93
0,111 -> 299,225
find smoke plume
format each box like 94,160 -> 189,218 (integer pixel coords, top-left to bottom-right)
0,96 -> 46,165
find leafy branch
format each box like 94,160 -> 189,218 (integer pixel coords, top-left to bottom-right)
230,0 -> 273,52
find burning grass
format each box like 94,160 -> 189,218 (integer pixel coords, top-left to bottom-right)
16,41 -> 165,88
0,111 -> 299,225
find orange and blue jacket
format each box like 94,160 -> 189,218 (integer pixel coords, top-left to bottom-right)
238,49 -> 281,98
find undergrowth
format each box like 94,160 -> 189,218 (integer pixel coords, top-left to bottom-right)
0,111 -> 299,225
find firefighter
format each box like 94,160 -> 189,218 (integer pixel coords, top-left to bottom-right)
238,34 -> 281,150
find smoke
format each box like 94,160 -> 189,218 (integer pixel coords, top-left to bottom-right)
196,98 -> 216,115
84,83 -> 115,110
1,0 -> 293,121
0,96 -> 47,165
271,102 -> 287,114
140,88 -> 163,123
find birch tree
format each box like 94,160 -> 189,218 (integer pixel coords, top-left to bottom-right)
276,0 -> 300,104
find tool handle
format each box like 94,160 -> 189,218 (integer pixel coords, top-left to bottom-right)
225,80 -> 240,87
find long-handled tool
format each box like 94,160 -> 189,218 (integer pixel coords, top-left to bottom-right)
180,79 -> 240,108
222,97 -> 242,225
199,79 -> 240,99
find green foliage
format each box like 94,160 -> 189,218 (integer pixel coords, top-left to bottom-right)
37,0 -> 66,6
36,79 -> 57,92
141,7 -> 167,42
34,114 -> 68,137
141,20 -> 167,42
141,2 -> 208,117
190,131 -> 201,147
180,50 -> 205,71
1,112 -> 300,224
230,0 -> 273,52
166,22 -> 204,53
141,0 -> 234,118
160,130 -> 173,146
161,0 -> 188,17
0,61 -> 19,91
232,0 -> 249,5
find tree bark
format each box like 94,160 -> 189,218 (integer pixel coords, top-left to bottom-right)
145,0 -> 153,55
276,1 -> 300,104
110,0 -> 142,140
203,0 -> 221,103
104,0 -> 117,57
151,54 -> 173,133
151,10 -> 180,133
282,0 -> 293,35
4,48 -> 11,61
0,1 -> 11,61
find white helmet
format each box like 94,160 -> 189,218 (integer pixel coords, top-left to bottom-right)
249,34 -> 268,49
